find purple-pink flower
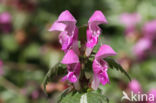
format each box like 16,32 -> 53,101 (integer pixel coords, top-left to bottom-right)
133,38 -> 151,59
120,13 -> 141,35
128,79 -> 142,93
91,44 -> 116,90
0,60 -> 4,76
49,10 -> 118,90
143,20 -> 156,40
133,19 -> 156,60
49,10 -> 78,52
61,49 -> 80,83
0,12 -> 12,33
86,10 -> 108,56
148,89 -> 156,103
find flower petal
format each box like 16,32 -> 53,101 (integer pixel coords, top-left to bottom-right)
88,10 -> 108,24
99,70 -> 109,85
61,49 -> 79,64
88,11 -> 107,34
58,10 -> 76,22
86,11 -> 108,57
148,88 -> 156,102
143,20 -> 156,39
95,44 -> 117,59
0,12 -> 11,24
62,72 -> 77,83
86,28 -> 98,48
59,32 -> 72,51
67,72 -> 77,83
128,79 -> 142,93
92,59 -> 109,89
0,60 -> 4,76
48,21 -> 66,32
133,38 -> 151,58
120,13 -> 141,27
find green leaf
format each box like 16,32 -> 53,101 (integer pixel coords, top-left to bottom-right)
87,92 -> 109,103
1,35 -> 19,52
59,91 -> 82,103
57,87 -> 73,103
59,91 -> 109,103
42,63 -> 66,93
104,58 -> 131,81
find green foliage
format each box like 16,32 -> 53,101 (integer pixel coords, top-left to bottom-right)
22,43 -> 40,59
42,63 -> 66,93
1,35 -> 19,52
58,91 -> 109,103
104,58 -> 131,81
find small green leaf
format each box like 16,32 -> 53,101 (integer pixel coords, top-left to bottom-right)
104,58 -> 131,81
57,87 -> 73,103
42,63 -> 66,93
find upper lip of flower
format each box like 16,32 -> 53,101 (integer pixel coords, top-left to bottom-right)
95,44 -> 117,59
88,10 -> 108,33
57,10 -> 77,22
88,10 -> 108,24
61,49 -> 79,64
48,10 -> 78,52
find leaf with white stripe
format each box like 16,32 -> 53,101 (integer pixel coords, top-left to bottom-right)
80,93 -> 88,103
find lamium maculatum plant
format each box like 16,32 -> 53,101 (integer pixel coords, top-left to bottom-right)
43,10 -> 131,103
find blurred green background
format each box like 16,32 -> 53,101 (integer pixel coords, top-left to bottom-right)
0,0 -> 156,103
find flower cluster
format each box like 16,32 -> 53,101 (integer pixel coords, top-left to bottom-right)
133,20 -> 156,60
120,13 -> 141,36
49,10 -> 116,90
120,13 -> 156,60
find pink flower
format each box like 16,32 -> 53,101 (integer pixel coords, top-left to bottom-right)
0,12 -> 11,24
31,90 -> 39,99
0,12 -> 12,33
128,79 -> 142,93
133,38 -> 151,60
61,50 -> 81,83
91,44 -> 116,90
120,13 -> 141,35
86,10 -> 108,56
148,89 -> 156,103
143,20 -> 156,40
49,10 -> 78,52
0,60 -> 4,76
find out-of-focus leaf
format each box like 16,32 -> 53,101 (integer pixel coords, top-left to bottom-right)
104,58 -> 131,81
13,12 -> 30,29
42,63 -> 66,93
0,90 -> 28,103
22,43 -> 40,59
1,35 -> 19,52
